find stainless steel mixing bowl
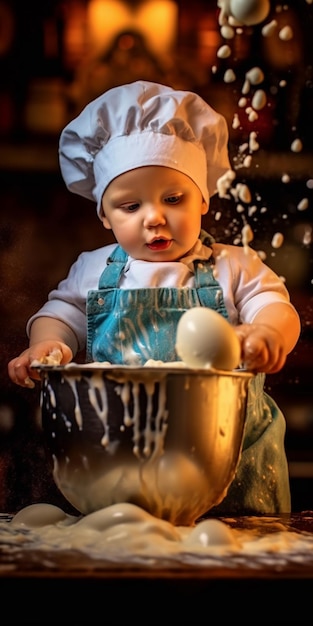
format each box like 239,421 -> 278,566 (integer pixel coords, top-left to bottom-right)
36,363 -> 253,526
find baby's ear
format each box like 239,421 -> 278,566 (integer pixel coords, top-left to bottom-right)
101,214 -> 112,230
201,199 -> 209,215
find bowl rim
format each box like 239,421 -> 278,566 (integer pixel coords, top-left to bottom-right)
31,361 -> 254,380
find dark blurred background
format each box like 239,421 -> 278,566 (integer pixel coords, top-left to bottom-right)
0,0 -> 312,514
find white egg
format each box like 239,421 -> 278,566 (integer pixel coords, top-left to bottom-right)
175,307 -> 241,370
184,518 -> 239,547
229,0 -> 270,25
11,503 -> 69,527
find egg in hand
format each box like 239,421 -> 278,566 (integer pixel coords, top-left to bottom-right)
175,307 -> 241,370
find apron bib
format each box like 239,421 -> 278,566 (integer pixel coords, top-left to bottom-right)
87,242 -> 227,365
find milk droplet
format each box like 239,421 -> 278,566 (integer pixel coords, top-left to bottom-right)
217,169 -> 236,198
291,139 -> 303,153
248,110 -> 259,122
238,183 -> 252,203
248,205 -> 257,216
239,142 -> 249,153
217,44 -> 232,58
261,19 -> 277,37
279,25 -> 293,41
303,227 -> 312,245
243,155 -> 252,167
297,198 -> 309,211
271,232 -> 284,248
220,24 -> 235,39
252,89 -> 267,110
238,97 -> 247,107
242,78 -> 251,94
224,69 -> 236,82
232,113 -> 241,129
281,173 -> 290,183
229,15 -> 243,26
306,179 -> 313,189
245,67 -> 265,84
257,249 -> 267,261
249,131 -> 259,151
242,223 -> 254,245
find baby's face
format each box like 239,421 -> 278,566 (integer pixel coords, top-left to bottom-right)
100,166 -> 208,262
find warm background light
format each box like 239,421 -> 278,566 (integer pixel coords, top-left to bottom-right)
87,0 -> 178,59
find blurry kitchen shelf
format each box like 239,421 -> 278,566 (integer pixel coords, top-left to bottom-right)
289,462 -> 313,478
0,140 -> 59,172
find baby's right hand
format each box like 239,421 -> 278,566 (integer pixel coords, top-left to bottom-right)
8,342 -> 73,388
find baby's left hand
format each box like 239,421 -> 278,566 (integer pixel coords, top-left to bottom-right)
234,323 -> 287,374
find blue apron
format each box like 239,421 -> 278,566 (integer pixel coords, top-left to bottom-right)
86,231 -> 291,515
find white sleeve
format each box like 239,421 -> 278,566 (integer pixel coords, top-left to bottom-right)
26,244 -> 117,350
212,243 -> 296,325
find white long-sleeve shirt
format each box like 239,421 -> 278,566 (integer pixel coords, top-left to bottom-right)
27,240 -> 295,352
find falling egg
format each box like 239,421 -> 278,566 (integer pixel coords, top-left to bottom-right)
175,307 -> 241,370
229,0 -> 270,25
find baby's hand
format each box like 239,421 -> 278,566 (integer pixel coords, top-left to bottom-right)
8,342 -> 73,388
234,323 -> 287,374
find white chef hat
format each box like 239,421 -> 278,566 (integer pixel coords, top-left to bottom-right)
59,80 -> 231,217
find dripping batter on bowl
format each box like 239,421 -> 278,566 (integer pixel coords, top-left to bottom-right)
8,80 -> 300,516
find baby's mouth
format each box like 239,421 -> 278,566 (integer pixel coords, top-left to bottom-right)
146,238 -> 172,251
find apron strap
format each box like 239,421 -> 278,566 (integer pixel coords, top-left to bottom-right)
195,230 -> 229,318
98,245 -> 128,288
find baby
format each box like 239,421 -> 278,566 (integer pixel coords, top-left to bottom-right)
8,80 -> 300,514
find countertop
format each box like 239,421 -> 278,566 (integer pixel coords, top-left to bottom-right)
1,511 -> 313,624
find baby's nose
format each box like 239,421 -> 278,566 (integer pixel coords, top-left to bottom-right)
143,203 -> 166,227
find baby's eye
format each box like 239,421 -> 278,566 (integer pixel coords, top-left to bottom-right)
120,202 -> 140,212
164,193 -> 183,205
